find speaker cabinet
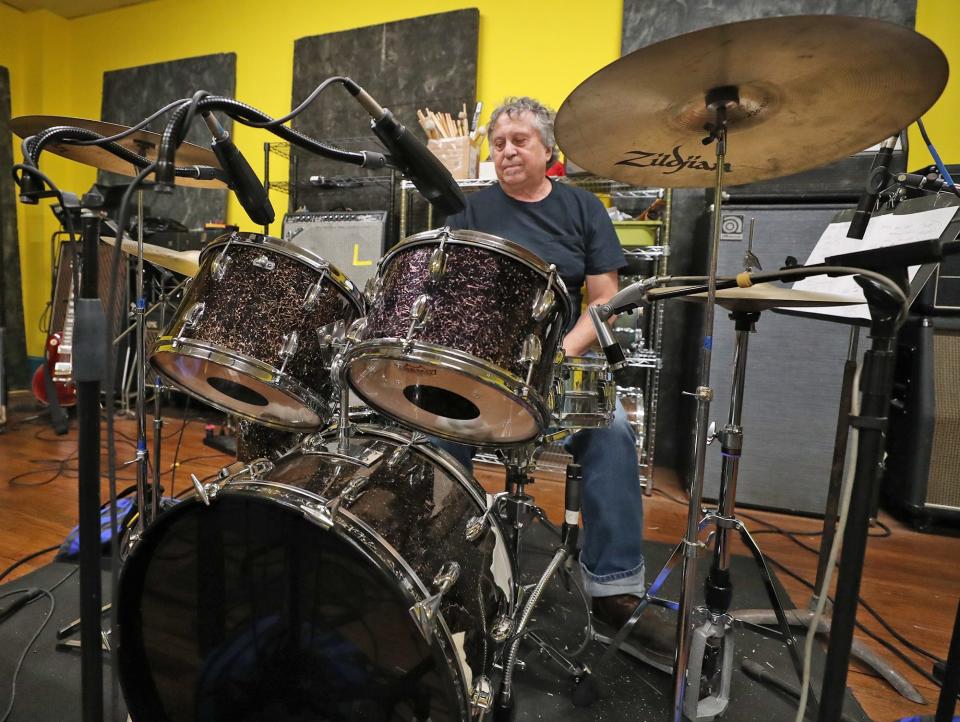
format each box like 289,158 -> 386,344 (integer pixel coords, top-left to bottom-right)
883,316 -> 960,530
697,203 -> 855,515
282,211 -> 387,291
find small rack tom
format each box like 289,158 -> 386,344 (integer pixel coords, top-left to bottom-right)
151,232 -> 363,431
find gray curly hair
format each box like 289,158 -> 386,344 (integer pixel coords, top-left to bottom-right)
487,96 -> 558,165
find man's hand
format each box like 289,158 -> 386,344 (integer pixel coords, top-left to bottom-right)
562,270 -> 620,357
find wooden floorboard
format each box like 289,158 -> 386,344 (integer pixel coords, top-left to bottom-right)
1,400 -> 958,722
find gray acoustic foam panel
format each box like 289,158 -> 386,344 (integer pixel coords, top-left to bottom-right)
290,9 -> 479,227
620,0 -> 915,472
0,65 -> 28,389
100,53 -> 236,231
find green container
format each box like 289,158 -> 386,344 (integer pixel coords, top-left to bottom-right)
613,220 -> 660,247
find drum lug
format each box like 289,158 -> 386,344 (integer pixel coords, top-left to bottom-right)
363,275 -> 382,306
410,561 -> 461,640
248,457 -> 275,477
465,514 -> 487,542
190,473 -> 219,506
346,316 -> 368,343
470,675 -> 495,713
210,252 -> 232,281
300,501 -> 334,530
252,253 -> 276,271
520,334 -> 542,393
489,614 -> 515,643
531,287 -> 555,322
173,301 -> 205,347
404,294 -> 431,352
302,274 -> 327,311
428,246 -> 448,280
276,331 -> 299,377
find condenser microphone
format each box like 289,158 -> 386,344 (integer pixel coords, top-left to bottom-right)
345,81 -> 465,216
588,305 -> 627,379
202,113 -> 275,226
847,135 -> 899,240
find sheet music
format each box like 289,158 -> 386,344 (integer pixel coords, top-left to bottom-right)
791,205 -> 959,320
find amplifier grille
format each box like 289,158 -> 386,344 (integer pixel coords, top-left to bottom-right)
928,330 -> 960,508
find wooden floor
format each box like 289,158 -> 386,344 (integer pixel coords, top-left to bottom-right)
1,395 -> 958,722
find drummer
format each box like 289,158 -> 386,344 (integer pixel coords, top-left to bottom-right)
439,96 -> 647,632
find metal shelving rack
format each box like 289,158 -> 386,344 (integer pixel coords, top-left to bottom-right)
401,177 -> 670,493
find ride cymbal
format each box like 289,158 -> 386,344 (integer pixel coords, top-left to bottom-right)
555,15 -> 948,188
11,115 -> 224,189
99,236 -> 201,277
647,282 -> 863,313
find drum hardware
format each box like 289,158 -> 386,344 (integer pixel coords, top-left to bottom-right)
251,253 -> 276,270
531,266 -> 559,322
520,334 -> 542,390
172,301 -> 204,347
405,294 -> 432,351
301,278 -> 324,310
429,246 -> 449,279
209,251 -> 231,281
275,331 -> 299,376
189,473 -> 217,506
410,561 -> 463,639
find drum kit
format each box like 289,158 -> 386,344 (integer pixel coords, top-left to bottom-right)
11,12 -> 952,722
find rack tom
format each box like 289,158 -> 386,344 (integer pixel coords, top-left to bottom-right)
344,229 -> 571,446
151,232 -> 363,431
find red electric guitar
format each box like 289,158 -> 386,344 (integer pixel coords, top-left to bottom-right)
32,283 -> 78,407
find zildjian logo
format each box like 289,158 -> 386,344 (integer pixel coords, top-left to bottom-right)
616,146 -> 732,175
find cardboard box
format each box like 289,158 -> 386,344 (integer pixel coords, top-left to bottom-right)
427,137 -> 479,179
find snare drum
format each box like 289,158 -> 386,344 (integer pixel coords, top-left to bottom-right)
117,425 -> 514,721
551,356 -> 616,429
344,229 -> 570,446
151,232 -> 363,431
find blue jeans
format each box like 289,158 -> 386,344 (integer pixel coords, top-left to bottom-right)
432,399 -> 645,598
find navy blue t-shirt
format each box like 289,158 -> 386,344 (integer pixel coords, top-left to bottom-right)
444,180 -> 626,325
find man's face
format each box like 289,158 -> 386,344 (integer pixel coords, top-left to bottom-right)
489,111 -> 552,190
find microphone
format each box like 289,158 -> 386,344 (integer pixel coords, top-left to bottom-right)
897,172 -> 949,194
345,82 -> 465,216
561,464 -> 582,554
588,305 -> 628,384
202,113 -> 275,226
847,135 -> 899,240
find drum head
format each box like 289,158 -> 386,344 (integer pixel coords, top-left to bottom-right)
151,348 -> 326,430
118,494 -> 462,721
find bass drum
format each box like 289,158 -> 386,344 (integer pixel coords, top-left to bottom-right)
117,426 -> 514,722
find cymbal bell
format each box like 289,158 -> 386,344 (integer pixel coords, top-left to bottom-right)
555,15 -> 948,188
99,236 -> 201,277
11,115 -> 225,190
646,282 -> 862,313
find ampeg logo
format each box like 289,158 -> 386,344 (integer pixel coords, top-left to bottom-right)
616,146 -> 732,175
720,215 -> 744,241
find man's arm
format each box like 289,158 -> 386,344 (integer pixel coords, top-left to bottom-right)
562,270 -> 620,357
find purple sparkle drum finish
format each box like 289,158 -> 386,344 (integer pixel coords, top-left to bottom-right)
116,425 -> 514,721
151,232 -> 364,431
344,229 -> 571,446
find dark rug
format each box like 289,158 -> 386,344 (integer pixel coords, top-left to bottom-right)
0,532 -> 869,721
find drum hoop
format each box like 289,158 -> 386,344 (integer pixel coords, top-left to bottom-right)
384,228 -> 573,315
201,231 -> 365,312
150,337 -> 328,431
343,339 -> 552,442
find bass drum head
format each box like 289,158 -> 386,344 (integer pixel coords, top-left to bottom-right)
117,493 -> 463,721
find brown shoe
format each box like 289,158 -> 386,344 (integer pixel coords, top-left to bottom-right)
591,594 -> 675,659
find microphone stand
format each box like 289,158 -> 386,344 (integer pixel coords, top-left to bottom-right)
74,203 -> 107,722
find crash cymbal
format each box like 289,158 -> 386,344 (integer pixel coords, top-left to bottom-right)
100,236 -> 201,277
647,282 -> 863,313
555,15 -> 948,188
11,115 -> 224,189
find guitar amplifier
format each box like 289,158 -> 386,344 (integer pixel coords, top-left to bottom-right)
281,211 -> 387,290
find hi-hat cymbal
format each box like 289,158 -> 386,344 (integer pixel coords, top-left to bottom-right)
100,236 -> 201,277
647,282 -> 862,313
556,15 -> 948,188
11,116 -> 224,189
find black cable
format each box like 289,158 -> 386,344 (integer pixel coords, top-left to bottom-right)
0,586 -> 55,722
247,75 -> 354,128
168,398 -> 191,498
651,488 -> 947,670
0,545 -> 60,584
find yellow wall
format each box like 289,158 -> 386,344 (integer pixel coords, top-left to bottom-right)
3,0 -> 958,356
